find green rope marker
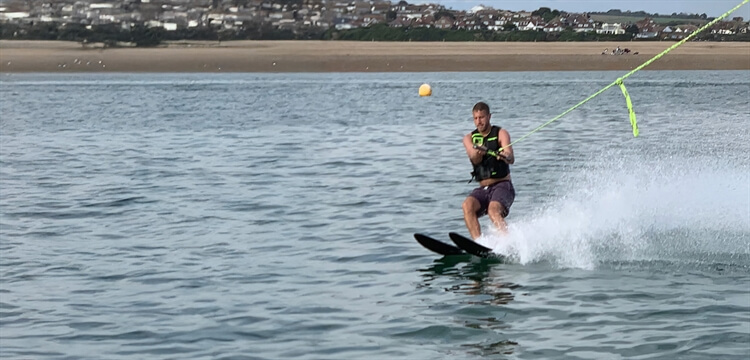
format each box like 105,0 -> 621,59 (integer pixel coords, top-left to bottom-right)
504,0 -> 748,148
616,78 -> 638,137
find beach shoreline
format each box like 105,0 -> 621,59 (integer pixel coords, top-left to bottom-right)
1,40 -> 748,72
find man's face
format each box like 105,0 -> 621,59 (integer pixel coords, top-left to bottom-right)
473,110 -> 491,133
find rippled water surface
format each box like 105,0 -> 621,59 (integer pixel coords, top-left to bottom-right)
1,71 -> 749,359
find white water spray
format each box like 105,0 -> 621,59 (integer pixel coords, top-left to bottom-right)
480,155 -> 750,269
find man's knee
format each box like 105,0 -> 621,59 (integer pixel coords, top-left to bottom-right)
462,197 -> 479,214
488,201 -> 506,218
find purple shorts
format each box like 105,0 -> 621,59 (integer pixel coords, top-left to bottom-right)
469,180 -> 515,217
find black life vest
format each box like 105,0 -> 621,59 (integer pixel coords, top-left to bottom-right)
471,125 -> 510,182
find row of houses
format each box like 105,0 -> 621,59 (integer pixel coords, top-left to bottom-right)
0,0 -> 748,38
635,17 -> 748,39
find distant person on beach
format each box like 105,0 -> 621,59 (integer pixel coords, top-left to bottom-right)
461,102 -> 515,240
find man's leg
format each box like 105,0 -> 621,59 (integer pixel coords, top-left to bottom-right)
462,196 -> 483,239
487,201 -> 508,235
487,181 -> 514,235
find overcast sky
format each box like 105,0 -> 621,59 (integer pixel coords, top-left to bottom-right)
431,1 -> 750,18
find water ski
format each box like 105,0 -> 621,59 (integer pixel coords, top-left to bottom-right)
448,232 -> 495,258
414,233 -> 465,256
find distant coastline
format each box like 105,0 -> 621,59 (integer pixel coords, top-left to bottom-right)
1,40 -> 748,73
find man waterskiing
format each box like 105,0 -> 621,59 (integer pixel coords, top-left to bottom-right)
461,102 -> 516,240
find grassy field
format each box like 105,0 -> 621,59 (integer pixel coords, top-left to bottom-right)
589,14 -> 707,25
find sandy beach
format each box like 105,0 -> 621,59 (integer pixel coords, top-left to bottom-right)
1,40 -> 748,72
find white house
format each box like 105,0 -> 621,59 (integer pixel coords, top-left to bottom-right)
543,22 -> 565,32
469,5 -> 486,14
573,22 -> 596,32
89,3 -> 114,10
636,25 -> 661,39
0,11 -> 30,20
597,23 -> 625,34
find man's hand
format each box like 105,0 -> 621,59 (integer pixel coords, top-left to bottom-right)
473,144 -> 488,155
496,150 -> 514,164
465,140 -> 485,165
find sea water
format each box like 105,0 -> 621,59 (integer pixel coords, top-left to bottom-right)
1,71 -> 748,359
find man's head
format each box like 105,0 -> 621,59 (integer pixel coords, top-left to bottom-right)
472,102 -> 491,133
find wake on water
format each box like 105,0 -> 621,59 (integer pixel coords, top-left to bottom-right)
478,153 -> 750,270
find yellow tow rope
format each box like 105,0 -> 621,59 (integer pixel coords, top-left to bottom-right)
504,0 -> 748,147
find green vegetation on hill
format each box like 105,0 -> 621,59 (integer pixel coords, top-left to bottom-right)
532,7 -> 562,23
0,22 -> 325,46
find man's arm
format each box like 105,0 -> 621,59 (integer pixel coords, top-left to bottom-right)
463,134 -> 484,165
497,129 -> 514,164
